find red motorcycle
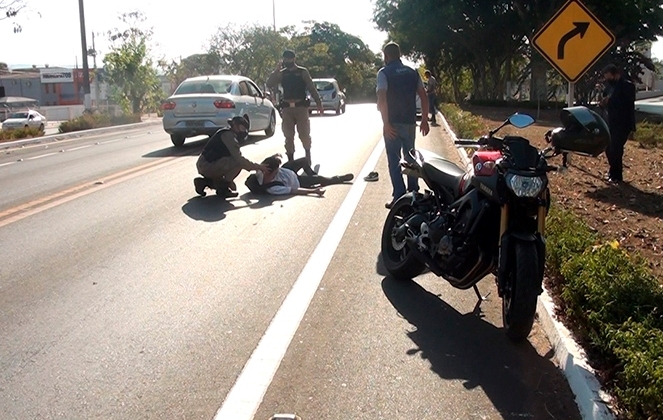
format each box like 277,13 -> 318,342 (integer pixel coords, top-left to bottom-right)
381,106 -> 609,341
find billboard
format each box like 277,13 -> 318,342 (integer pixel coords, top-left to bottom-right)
40,68 -> 74,84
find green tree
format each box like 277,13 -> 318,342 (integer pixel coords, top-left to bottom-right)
103,11 -> 164,114
289,21 -> 381,101
161,53 -> 222,87
208,24 -> 290,87
374,0 -> 663,103
1,0 -> 26,33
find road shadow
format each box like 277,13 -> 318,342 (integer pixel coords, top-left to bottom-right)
181,192 -> 323,222
381,276 -> 580,419
142,133 -> 272,158
586,181 -> 663,218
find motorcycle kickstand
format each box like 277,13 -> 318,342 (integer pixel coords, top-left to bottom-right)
473,285 -> 490,303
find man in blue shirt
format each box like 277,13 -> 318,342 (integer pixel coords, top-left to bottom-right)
377,42 -> 430,209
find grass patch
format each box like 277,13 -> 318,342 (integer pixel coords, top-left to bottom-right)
0,126 -> 44,141
632,121 -> 663,149
58,113 -> 141,133
439,102 -> 487,139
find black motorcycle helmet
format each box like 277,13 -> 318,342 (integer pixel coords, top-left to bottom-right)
548,106 -> 610,157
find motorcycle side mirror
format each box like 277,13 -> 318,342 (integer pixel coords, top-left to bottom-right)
508,113 -> 535,129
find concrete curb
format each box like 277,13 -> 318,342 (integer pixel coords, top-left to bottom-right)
438,111 -> 615,420
0,119 -> 162,149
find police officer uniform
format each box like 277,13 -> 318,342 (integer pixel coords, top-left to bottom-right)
266,50 -> 322,164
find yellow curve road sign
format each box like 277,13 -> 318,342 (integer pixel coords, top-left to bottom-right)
533,0 -> 615,82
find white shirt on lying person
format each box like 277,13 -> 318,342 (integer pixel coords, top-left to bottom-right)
255,167 -> 300,195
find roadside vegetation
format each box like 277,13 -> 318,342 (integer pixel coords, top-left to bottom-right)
58,113 -> 141,133
442,103 -> 663,419
0,126 -> 43,142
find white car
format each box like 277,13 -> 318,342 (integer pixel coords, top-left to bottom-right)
1,110 -> 47,132
161,75 -> 277,147
307,78 -> 346,115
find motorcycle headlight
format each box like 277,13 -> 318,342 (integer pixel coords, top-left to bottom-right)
505,174 -> 545,198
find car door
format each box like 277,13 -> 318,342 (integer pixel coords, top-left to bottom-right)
238,81 -> 256,129
247,81 -> 270,129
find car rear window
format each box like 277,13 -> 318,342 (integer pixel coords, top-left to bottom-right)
314,81 -> 335,91
175,80 -> 233,95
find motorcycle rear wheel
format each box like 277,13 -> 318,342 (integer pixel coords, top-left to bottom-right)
502,241 -> 540,341
380,195 -> 426,280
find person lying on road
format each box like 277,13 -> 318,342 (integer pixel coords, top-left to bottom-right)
246,154 -> 353,197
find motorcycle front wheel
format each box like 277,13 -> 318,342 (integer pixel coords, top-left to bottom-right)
380,194 -> 426,280
502,241 -> 540,341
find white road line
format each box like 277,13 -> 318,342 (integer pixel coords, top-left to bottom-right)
0,161 -> 15,168
26,152 -> 59,160
68,145 -> 93,151
213,137 -> 385,420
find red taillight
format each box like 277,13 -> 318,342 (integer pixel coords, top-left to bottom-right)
161,101 -> 176,110
214,99 -> 235,109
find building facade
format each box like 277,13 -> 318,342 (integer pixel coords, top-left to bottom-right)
0,67 -> 108,106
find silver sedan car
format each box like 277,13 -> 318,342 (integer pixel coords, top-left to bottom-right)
161,75 -> 277,147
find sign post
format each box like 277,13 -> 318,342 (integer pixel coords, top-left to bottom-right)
532,0 -> 615,103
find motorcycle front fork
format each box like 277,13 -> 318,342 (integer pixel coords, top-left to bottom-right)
475,199 -> 548,304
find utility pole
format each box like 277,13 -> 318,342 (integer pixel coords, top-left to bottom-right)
78,0 -> 91,109
90,31 -> 100,109
272,0 -> 276,31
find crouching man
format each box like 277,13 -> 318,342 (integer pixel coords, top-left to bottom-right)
194,116 -> 269,198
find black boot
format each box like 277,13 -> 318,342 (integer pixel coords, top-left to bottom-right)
194,177 -> 208,196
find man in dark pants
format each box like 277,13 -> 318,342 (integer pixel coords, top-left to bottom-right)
600,64 -> 636,184
377,41 -> 430,208
194,116 -> 269,198
424,70 -> 438,125
266,50 -> 323,165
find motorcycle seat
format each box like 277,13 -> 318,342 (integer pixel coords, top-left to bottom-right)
423,157 -> 466,195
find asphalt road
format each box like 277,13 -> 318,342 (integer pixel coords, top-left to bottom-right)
0,105 -> 580,420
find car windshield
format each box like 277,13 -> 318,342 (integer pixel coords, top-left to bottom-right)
314,81 -> 335,91
9,112 -> 29,119
174,79 -> 233,95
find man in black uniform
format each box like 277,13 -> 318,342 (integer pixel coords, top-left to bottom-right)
194,116 -> 269,198
600,64 -> 636,184
266,50 -> 323,165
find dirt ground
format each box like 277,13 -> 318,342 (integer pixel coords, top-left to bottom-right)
462,105 -> 663,282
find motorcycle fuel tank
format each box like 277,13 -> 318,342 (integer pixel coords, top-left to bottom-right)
472,151 -> 502,176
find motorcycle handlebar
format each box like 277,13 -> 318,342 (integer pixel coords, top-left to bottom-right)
454,140 -> 480,146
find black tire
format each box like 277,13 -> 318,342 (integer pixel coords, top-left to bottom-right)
265,112 -> 276,138
38,124 -> 45,132
502,241 -> 540,341
341,103 -> 346,114
170,134 -> 185,147
380,194 -> 426,280
335,104 -> 341,115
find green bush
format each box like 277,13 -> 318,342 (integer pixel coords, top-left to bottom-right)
544,204 -> 663,419
632,121 -> 663,148
0,126 -> 44,141
58,113 -> 141,133
468,99 -> 568,109
439,102 -> 487,139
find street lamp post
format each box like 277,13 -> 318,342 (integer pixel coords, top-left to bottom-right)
272,0 -> 276,31
78,0 -> 91,109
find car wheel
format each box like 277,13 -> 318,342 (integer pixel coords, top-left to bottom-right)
265,112 -> 276,138
341,103 -> 346,114
24,125 -> 29,129
336,104 -> 341,115
39,124 -> 45,132
170,134 -> 185,147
